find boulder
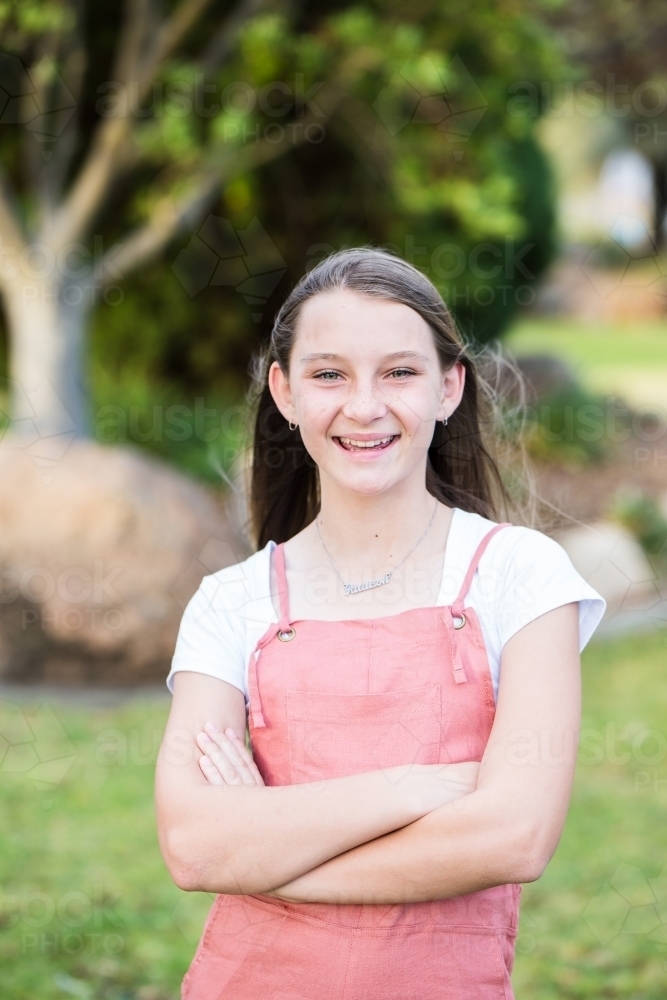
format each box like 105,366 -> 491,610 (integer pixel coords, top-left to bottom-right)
554,520 -> 657,616
0,439 -> 249,685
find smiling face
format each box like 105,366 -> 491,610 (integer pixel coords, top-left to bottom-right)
269,288 -> 465,501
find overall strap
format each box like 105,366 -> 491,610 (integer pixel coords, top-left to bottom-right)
451,522 -> 512,620
273,542 -> 291,628
248,542 -> 293,730
444,521 -> 512,687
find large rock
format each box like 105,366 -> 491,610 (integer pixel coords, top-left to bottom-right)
0,440 -> 248,684
554,520 -> 657,616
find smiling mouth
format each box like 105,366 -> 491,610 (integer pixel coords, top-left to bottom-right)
335,435 -> 398,452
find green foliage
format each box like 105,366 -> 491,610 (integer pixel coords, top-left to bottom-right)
91,367 -> 246,484
610,490 -> 667,574
523,384 -> 620,466
0,0 -> 566,415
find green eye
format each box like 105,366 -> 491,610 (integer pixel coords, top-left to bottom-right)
316,370 -> 341,380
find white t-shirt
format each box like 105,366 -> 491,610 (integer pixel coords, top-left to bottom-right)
166,507 -> 606,703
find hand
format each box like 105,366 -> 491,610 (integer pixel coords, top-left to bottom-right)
196,722 -> 265,787
401,760 -> 481,814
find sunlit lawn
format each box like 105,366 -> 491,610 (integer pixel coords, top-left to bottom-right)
505,318 -> 667,411
1,628 -> 666,998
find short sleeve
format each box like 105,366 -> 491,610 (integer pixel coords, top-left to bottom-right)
166,573 -> 247,695
495,527 -> 607,652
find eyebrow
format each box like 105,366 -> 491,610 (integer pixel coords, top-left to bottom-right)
299,351 -> 430,364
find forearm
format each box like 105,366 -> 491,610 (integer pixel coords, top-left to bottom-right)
271,788 -> 543,905
161,761 -> 477,895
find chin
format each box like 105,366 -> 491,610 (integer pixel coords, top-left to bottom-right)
333,470 -> 400,497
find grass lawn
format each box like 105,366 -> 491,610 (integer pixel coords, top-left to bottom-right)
1,629 -> 666,999
505,318 -> 667,412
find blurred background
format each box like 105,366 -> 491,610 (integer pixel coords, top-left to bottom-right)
0,1 -> 666,997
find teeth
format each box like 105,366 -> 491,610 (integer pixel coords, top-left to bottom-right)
338,436 -> 394,449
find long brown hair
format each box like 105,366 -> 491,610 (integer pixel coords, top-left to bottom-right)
249,246 -> 525,549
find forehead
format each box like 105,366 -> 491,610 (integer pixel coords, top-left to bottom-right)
293,288 -> 437,358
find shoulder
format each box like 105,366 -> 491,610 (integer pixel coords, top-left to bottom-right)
459,510 -> 607,647
194,541 -> 273,613
170,543 -> 274,670
453,507 -> 573,573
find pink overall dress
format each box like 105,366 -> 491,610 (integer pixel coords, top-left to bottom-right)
182,522 -> 520,1000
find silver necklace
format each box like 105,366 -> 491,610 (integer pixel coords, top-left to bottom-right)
315,501 -> 438,596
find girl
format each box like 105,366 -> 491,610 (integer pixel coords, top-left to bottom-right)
156,247 -> 606,1000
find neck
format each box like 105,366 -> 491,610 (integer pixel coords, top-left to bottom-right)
316,469 -> 440,566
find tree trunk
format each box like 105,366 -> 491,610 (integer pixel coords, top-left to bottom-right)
652,157 -> 667,249
3,277 -> 90,443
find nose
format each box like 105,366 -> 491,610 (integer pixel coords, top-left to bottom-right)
341,378 -> 388,425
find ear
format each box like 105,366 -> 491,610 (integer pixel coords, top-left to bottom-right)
268,361 -> 298,425
436,360 -> 466,421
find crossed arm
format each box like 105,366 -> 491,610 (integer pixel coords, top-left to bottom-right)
155,602 -> 581,903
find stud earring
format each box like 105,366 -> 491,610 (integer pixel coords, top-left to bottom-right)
288,420 -> 297,431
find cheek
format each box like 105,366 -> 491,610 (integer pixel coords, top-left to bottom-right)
390,385 -> 441,434
294,390 -> 338,439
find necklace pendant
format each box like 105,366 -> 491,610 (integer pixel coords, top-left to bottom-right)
343,572 -> 392,596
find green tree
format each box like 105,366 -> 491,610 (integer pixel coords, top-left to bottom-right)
0,0 -> 561,443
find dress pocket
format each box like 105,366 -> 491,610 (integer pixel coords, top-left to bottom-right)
287,684 -> 441,782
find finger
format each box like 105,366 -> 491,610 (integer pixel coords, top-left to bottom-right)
196,731 -> 243,785
203,724 -> 258,788
198,753 -> 225,786
224,728 -> 265,786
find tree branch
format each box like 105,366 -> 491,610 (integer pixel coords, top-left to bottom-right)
94,55 -> 372,286
42,3 -> 89,209
40,0 -> 153,253
111,0 -> 153,89
94,170 -> 222,284
42,0 -> 252,253
145,0 -> 215,80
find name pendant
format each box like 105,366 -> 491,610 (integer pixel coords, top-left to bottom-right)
342,572 -> 392,596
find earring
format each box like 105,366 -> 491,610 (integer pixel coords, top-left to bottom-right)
288,420 -> 297,431
442,415 -> 448,426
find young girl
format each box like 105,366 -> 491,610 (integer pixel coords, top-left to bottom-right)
156,247 -> 606,1000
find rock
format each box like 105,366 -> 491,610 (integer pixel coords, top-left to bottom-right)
554,520 -> 657,616
0,439 -> 249,685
